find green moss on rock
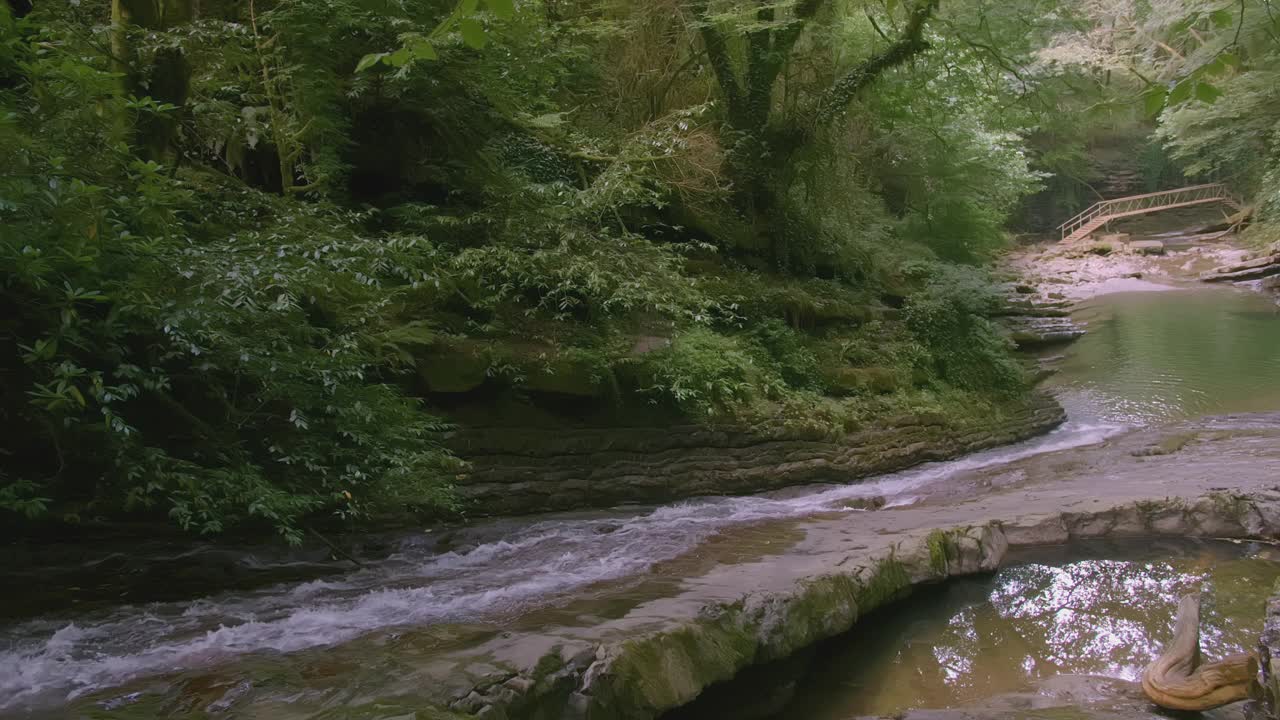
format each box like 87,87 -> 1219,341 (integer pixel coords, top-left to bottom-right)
1205,491 -> 1252,525
854,557 -> 913,613
596,612 -> 758,716
926,530 -> 951,575
522,354 -> 609,397
764,573 -> 862,659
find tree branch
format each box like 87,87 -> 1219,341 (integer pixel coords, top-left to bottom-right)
866,10 -> 891,41
743,0 -> 776,129
956,33 -> 1028,94
1233,0 -> 1245,47
692,0 -> 827,130
811,0 -> 941,125
772,0 -> 827,58
654,50 -> 705,117
689,0 -> 744,118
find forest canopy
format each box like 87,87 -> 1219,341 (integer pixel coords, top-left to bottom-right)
2,0 -> 1278,540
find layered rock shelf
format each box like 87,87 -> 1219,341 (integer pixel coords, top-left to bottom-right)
446,392 -> 1065,515
1201,251 -> 1280,284
994,283 -> 1086,349
1002,315 -> 1087,348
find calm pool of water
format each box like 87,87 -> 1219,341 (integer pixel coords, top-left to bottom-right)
1046,288 -> 1280,425
775,539 -> 1280,719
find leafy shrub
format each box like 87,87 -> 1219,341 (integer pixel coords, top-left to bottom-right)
747,319 -> 820,389
640,328 -> 778,417
0,28 -> 458,539
903,265 -> 1026,393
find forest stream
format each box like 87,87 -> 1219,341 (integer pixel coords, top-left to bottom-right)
8,0 -> 1280,717
7,230 -> 1280,718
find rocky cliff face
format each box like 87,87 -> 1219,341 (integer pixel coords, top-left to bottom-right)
447,392 -> 1066,515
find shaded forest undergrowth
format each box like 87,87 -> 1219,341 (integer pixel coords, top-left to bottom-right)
3,0 -> 1279,541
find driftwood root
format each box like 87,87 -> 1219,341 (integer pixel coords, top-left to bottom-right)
1142,593 -> 1259,711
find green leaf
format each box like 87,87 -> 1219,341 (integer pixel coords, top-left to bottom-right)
1217,52 -> 1241,69
459,18 -> 487,49
460,0 -> 480,13
1168,79 -> 1194,105
1195,81 -> 1223,104
1209,8 -> 1233,28
1143,87 -> 1167,117
387,47 -> 412,67
409,38 -> 438,60
885,0 -> 899,17
354,53 -> 386,72
485,0 -> 514,20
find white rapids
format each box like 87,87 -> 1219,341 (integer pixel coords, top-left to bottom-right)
0,413 -> 1123,713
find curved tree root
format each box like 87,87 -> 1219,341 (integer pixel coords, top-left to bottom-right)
1142,594 -> 1259,711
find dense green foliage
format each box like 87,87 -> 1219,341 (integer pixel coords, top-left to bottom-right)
8,0 -> 1211,539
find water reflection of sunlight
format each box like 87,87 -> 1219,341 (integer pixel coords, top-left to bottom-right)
775,544 -> 1280,720
928,559 -> 1220,689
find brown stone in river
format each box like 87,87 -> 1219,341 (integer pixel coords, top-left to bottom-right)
839,496 -> 886,511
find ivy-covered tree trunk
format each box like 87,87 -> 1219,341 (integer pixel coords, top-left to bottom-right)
111,0 -> 192,162
691,0 -> 941,266
693,0 -> 821,258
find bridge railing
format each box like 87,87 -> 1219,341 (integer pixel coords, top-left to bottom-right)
1057,184 -> 1234,241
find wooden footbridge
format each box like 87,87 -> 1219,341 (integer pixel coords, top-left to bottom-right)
1058,183 -> 1242,243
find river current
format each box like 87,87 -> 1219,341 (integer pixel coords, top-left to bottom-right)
2,284 -> 1278,715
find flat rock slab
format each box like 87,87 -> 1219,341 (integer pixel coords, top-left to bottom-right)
1129,240 -> 1166,255
74,415 -> 1280,720
1202,253 -> 1280,283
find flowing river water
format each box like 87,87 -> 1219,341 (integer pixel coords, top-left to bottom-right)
4,282 -> 1280,717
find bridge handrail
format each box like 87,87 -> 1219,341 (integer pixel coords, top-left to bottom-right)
1057,183 -> 1229,232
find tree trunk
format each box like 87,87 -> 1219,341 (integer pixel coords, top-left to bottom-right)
688,0 -> 940,267
1142,594 -> 1259,711
111,0 -> 192,162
